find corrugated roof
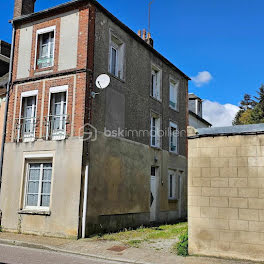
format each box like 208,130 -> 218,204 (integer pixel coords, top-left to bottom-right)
189,124 -> 264,138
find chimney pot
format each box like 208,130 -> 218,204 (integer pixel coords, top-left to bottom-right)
137,30 -> 142,37
14,0 -> 36,18
142,29 -> 147,40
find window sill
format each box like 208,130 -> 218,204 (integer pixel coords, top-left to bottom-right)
169,151 -> 179,156
169,106 -> 179,113
108,72 -> 125,83
151,145 -> 162,151
18,210 -> 51,216
35,66 -> 54,73
150,95 -> 162,104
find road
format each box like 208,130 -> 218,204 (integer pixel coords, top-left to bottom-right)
0,244 -> 129,264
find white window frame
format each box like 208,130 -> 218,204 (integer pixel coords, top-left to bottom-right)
47,85 -> 68,141
109,31 -> 125,80
169,121 -> 179,154
151,64 -> 162,101
18,90 -> 38,143
150,113 -> 161,148
169,78 -> 179,111
24,161 -> 53,211
168,169 -> 180,200
34,26 -> 56,70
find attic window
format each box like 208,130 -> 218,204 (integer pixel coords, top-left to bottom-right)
109,33 -> 125,80
36,27 -> 55,69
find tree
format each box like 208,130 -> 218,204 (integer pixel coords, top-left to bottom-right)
233,85 -> 264,125
233,94 -> 254,125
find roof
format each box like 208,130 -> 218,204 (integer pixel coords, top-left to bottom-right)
11,0 -> 190,81
189,93 -> 201,100
189,110 -> 212,127
189,123 -> 264,139
0,40 -> 11,58
0,73 -> 9,88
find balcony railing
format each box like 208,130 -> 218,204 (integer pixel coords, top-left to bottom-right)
37,57 -> 54,69
14,117 -> 38,143
43,114 -> 70,140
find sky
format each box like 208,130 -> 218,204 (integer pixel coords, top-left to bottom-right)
1,0 -> 264,126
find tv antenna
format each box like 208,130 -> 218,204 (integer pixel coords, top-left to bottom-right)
148,0 -> 155,34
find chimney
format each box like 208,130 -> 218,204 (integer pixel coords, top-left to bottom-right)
137,30 -> 142,38
146,32 -> 154,47
14,0 -> 36,18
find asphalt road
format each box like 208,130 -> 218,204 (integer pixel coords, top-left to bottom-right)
0,244 -> 128,264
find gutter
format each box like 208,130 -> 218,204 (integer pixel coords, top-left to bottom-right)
188,131 -> 264,139
0,26 -> 15,186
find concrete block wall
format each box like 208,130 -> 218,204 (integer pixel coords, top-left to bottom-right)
188,134 -> 264,262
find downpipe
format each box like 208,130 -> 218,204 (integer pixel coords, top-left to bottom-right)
82,165 -> 89,238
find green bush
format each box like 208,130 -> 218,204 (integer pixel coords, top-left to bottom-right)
176,230 -> 188,256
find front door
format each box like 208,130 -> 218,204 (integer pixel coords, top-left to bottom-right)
150,167 -> 157,222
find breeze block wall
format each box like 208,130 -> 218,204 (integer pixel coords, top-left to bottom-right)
188,133 -> 264,262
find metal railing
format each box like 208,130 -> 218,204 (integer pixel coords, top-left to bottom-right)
14,117 -> 38,143
43,114 -> 70,140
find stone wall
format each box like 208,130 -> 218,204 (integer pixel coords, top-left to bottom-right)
188,133 -> 264,262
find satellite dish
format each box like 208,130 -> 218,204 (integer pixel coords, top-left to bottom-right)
96,74 -> 110,89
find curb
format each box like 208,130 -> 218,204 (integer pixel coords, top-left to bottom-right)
0,238 -> 155,264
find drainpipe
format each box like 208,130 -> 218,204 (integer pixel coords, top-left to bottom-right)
82,165 -> 89,238
0,25 -> 16,188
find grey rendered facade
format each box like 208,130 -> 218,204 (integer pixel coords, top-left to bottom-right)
0,0 -> 189,238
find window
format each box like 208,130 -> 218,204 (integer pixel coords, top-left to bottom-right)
151,66 -> 161,100
169,80 -> 179,110
36,27 -> 55,69
151,114 -> 161,148
25,162 -> 52,209
151,166 -> 156,177
196,100 -> 202,116
50,92 -> 67,140
109,33 -> 124,79
47,86 -> 68,140
169,122 -> 179,154
168,170 -> 180,200
19,95 -> 37,142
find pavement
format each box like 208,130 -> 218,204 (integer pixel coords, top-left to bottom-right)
0,232 -> 260,264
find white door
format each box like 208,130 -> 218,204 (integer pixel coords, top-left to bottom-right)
150,167 -> 158,222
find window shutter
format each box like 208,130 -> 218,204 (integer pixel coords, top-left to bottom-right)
156,72 -> 160,99
176,173 -> 181,200
156,118 -> 160,147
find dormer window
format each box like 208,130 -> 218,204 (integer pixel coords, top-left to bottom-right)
36,26 -> 55,69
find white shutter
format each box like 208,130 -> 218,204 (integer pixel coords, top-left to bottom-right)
156,72 -> 160,99
170,83 -> 175,104
156,118 -> 160,147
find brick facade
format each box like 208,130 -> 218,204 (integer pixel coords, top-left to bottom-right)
7,4 -> 93,143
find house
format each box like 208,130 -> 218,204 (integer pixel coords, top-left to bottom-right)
0,41 -> 11,167
188,124 -> 264,262
188,93 -> 211,128
0,0 -> 190,238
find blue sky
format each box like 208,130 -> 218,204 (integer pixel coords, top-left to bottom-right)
1,0 -> 264,125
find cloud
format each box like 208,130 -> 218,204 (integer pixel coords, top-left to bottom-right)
191,71 -> 213,87
203,100 -> 240,127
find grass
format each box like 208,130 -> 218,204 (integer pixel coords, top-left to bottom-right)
90,222 -> 188,247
